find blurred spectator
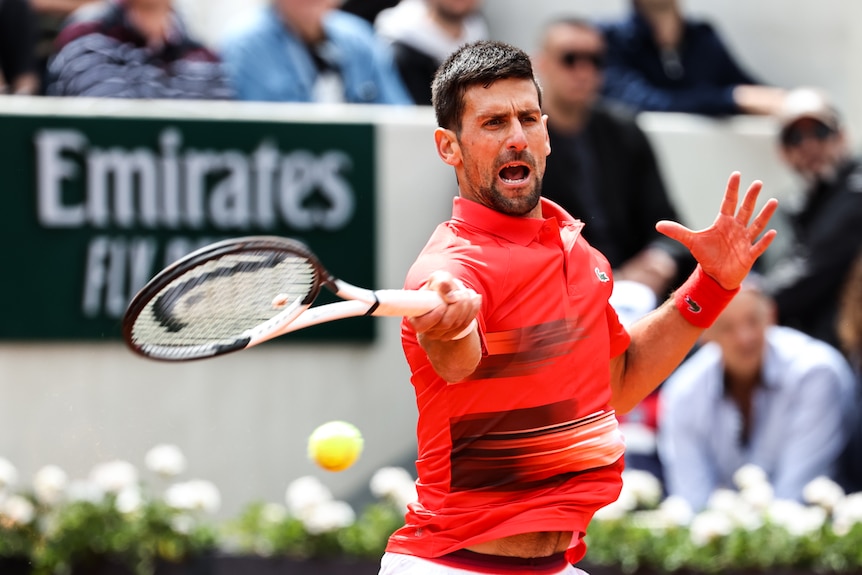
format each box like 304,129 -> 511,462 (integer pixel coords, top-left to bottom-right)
759,87 -> 862,349
341,0 -> 399,24
45,0 -> 233,99
0,0 -> 40,95
375,0 -> 489,105
836,251 -> 862,493
659,278 -> 856,511
220,0 -> 411,104
534,17 -> 692,301
600,0 -> 786,116
534,17 -> 695,483
29,0 -> 95,93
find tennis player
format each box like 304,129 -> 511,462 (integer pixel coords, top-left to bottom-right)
380,40 -> 777,575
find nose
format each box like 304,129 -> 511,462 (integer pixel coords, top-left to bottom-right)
507,121 -> 528,152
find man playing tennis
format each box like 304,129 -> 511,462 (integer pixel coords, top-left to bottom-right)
379,40 -> 777,575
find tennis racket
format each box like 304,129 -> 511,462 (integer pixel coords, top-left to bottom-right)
122,236 -> 447,361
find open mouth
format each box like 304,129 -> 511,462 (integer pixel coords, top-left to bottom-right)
499,163 -> 531,184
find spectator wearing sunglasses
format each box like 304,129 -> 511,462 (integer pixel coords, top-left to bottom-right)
600,0 -> 786,116
534,16 -> 692,301
759,87 -> 862,348
533,16 -> 694,485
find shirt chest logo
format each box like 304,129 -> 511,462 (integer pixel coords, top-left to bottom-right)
594,267 -> 610,282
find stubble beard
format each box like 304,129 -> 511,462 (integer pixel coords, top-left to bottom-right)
485,179 -> 542,216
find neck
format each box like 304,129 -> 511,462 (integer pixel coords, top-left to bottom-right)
639,6 -> 683,49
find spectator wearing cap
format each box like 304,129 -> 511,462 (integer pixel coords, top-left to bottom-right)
659,277 -> 857,511
759,87 -> 862,348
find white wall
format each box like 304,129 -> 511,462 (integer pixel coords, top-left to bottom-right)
0,98 -> 790,519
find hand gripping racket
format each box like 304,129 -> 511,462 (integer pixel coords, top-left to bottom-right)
122,236 -> 448,361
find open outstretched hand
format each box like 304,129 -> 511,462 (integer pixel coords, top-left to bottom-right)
656,172 -> 778,290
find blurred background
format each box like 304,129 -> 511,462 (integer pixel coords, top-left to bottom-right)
1,0 -> 859,522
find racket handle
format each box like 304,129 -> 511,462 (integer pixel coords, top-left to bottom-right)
372,289 -> 446,317
374,289 -> 477,340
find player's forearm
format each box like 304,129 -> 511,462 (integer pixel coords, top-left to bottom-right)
609,299 -> 703,413
419,329 -> 482,383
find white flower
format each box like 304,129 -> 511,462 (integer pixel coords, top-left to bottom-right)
33,465 -> 68,505
66,480 -> 105,503
739,481 -> 774,511
370,467 -> 415,500
706,488 -> 744,513
0,495 -> 35,526
144,444 -> 187,478
803,476 -> 845,511
164,479 -> 221,514
115,486 -> 143,514
765,498 -> 808,532
657,495 -> 695,526
621,469 -> 663,508
300,499 -> 356,535
285,476 -> 333,517
733,464 -> 769,490
832,492 -> 862,535
171,514 -> 194,535
0,457 -> 18,491
630,509 -> 675,532
89,460 -> 138,494
689,509 -> 735,546
791,505 -> 828,536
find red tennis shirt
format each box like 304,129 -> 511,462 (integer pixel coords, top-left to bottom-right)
387,197 -> 631,564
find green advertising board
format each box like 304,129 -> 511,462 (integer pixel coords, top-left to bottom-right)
0,113 -> 376,342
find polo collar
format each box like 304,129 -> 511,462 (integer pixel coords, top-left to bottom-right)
450,197 -> 583,246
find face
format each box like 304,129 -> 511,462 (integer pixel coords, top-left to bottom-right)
704,290 -> 774,383
435,78 -> 550,217
780,118 -> 846,182
536,23 -> 605,112
429,0 -> 482,21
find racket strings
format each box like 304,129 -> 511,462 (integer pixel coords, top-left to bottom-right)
130,251 -> 317,350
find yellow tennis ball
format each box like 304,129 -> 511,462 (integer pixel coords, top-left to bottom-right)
308,421 -> 364,472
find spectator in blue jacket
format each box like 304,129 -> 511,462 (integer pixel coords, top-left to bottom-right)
220,0 -> 412,104
600,0 -> 786,116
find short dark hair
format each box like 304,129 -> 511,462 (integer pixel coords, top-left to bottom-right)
431,40 -> 542,133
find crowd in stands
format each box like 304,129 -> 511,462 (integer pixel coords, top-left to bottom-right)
3,0 -> 862,511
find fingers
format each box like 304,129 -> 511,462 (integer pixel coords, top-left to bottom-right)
735,179 -> 764,225
410,271 -> 481,340
655,220 -> 693,247
751,228 -> 778,260
718,171 -> 741,217
747,197 -> 779,241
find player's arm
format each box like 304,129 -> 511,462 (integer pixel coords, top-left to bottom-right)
610,172 -> 778,413
409,271 -> 482,383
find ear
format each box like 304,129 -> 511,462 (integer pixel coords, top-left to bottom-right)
434,127 -> 461,167
543,114 -> 551,157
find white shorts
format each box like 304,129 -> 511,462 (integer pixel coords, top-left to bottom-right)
378,552 -> 589,575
